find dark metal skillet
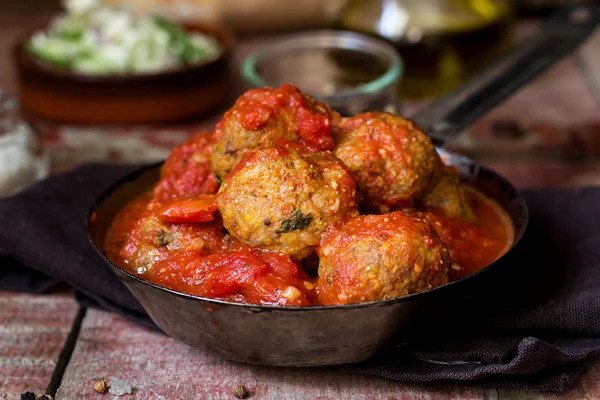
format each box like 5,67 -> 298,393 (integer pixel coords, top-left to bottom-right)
87,6 -> 600,367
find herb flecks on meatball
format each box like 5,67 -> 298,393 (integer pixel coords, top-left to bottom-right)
119,198 -> 224,273
211,84 -> 341,180
317,211 -> 451,305
217,143 -> 358,260
334,112 -> 440,213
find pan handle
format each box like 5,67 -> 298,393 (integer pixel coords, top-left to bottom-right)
410,5 -> 600,147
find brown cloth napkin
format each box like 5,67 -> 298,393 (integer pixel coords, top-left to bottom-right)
1,164 -> 599,391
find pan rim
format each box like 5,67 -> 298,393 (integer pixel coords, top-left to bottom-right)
86,155 -> 529,312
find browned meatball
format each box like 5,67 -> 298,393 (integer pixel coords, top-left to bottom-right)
317,211 -> 451,305
119,198 -> 225,273
334,112 -> 440,212
153,132 -> 219,200
217,143 -> 359,260
420,165 -> 474,220
211,84 -> 341,180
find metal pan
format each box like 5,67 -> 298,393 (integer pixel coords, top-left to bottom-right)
87,6 -> 599,367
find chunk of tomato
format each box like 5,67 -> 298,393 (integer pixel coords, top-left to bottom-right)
157,195 -> 218,224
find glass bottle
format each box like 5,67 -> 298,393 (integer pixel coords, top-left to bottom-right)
335,0 -> 515,99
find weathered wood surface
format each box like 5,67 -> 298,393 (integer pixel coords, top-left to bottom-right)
56,309 -> 483,400
1,9 -> 600,400
545,361 -> 600,400
451,28 -> 600,189
2,293 -> 598,399
0,291 -> 78,399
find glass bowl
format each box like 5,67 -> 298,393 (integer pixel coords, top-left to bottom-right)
241,30 -> 403,116
0,91 -> 49,197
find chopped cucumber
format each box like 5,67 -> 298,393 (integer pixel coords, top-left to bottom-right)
27,37 -> 79,69
26,2 -> 221,75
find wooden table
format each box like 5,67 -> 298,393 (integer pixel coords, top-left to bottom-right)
2,9 -> 600,400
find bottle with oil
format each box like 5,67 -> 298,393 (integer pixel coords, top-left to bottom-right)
335,0 -> 515,99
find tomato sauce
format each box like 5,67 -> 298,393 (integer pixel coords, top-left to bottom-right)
105,183 -> 513,304
103,85 -> 513,306
105,193 -> 316,306
420,187 -> 514,280
143,250 -> 315,306
104,192 -> 153,268
153,133 -> 218,200
214,84 -> 337,151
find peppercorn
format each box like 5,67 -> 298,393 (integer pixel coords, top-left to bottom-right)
20,392 -> 36,400
232,384 -> 248,399
94,380 -> 109,394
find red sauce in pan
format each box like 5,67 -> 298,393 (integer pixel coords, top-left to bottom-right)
104,192 -> 317,306
214,84 -> 336,151
102,85 -> 514,306
420,187 -> 514,280
104,184 -> 513,304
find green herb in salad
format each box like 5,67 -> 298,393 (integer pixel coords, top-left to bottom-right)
27,0 -> 221,75
153,17 -> 211,64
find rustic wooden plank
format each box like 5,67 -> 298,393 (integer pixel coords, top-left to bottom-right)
480,35 -> 600,124
450,23 -> 600,166
481,358 -> 600,400
56,309 -> 482,400
482,387 -> 541,400
483,160 -> 600,189
0,291 -> 79,399
452,51 -> 600,160
541,359 -> 600,400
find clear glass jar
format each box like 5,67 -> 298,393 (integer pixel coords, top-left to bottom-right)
0,91 -> 49,197
241,30 -> 403,116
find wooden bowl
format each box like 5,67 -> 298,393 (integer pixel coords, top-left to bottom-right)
13,23 -> 234,125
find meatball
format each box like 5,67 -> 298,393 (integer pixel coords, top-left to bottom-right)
217,143 -> 359,260
211,84 -> 341,180
317,211 -> 451,305
119,198 -> 224,273
420,165 -> 474,220
153,132 -> 219,200
334,112 -> 440,212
